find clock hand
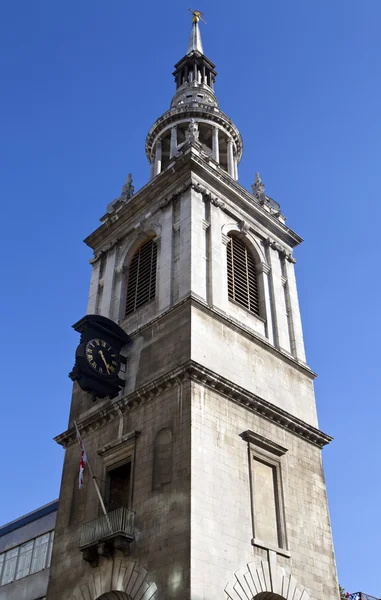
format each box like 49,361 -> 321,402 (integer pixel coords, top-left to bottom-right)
99,350 -> 111,374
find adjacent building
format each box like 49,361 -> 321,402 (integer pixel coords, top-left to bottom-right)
0,500 -> 57,600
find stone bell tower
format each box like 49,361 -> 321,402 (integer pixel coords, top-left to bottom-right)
47,12 -> 340,600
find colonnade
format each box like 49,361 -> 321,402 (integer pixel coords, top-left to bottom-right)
150,123 -> 238,180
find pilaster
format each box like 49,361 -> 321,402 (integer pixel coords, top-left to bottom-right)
284,258 -> 306,363
190,187 -> 208,302
158,201 -> 174,311
100,246 -> 118,318
178,188 -> 192,300
209,201 -> 228,312
266,244 -> 291,353
86,258 -> 101,314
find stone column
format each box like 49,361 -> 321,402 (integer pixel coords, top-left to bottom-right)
227,139 -> 234,177
170,126 -> 177,159
202,65 -> 206,84
234,158 -> 238,181
154,139 -> 162,176
284,258 -> 306,362
212,127 -> 219,163
150,159 -> 155,180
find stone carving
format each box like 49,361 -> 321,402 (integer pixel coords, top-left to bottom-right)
251,172 -> 266,202
238,220 -> 249,234
121,173 -> 134,200
71,557 -> 157,599
159,182 -> 193,209
106,174 -> 134,214
265,238 -> 296,263
191,182 -> 225,208
185,118 -> 200,143
225,554 -> 311,600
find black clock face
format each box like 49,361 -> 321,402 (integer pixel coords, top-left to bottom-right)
85,339 -> 120,378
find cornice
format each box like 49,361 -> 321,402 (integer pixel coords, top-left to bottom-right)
239,430 -> 288,456
84,149 -> 302,253
188,295 -> 316,379
118,294 -> 315,380
54,360 -> 332,450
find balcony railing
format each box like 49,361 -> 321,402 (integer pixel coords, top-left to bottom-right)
80,507 -> 135,550
347,593 -> 379,600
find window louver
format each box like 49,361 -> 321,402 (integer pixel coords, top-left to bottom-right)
227,235 -> 260,316
125,238 -> 157,316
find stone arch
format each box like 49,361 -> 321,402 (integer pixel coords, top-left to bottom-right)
116,223 -> 161,321
222,222 -> 266,264
117,222 -> 162,274
72,557 -> 157,600
225,555 -> 310,600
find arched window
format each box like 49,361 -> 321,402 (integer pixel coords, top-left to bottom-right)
227,234 -> 260,316
125,237 -> 157,316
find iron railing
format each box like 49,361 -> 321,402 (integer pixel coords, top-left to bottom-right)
80,507 -> 135,549
347,593 -> 379,600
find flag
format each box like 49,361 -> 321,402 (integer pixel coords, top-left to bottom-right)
74,422 -> 87,489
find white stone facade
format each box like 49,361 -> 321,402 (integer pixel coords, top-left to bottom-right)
47,18 -> 339,600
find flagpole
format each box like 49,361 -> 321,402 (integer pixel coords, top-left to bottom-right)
74,420 -> 108,517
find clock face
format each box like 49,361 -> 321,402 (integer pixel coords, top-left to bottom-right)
85,339 -> 120,378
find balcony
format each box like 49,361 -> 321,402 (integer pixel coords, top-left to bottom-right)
80,507 -> 135,566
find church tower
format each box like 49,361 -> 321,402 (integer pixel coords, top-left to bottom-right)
47,13 -> 340,600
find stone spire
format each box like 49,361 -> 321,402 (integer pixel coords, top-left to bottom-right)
187,10 -> 204,54
145,10 -> 243,182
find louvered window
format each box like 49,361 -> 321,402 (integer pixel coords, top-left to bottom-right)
227,235 -> 260,316
125,238 -> 157,316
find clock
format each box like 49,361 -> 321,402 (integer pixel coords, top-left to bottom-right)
85,339 -> 120,377
69,314 -> 131,400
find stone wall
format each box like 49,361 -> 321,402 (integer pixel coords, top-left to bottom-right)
190,382 -> 339,600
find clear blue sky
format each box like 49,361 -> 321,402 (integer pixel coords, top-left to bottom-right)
1,0 -> 380,594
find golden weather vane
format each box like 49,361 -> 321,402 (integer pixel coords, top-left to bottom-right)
189,9 -> 207,24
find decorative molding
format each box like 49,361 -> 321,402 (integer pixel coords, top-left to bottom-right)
71,556 -> 157,600
240,430 -> 288,456
159,182 -> 192,209
238,220 -> 249,234
98,430 -> 141,458
191,181 -> 225,208
265,237 -> 296,263
221,233 -> 230,246
89,254 -> 101,265
98,278 -> 104,289
225,553 -> 310,600
115,265 -> 125,276
257,262 -> 271,275
55,361 -> 332,450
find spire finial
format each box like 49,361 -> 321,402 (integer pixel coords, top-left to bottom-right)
189,9 -> 207,24
187,9 -> 205,54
